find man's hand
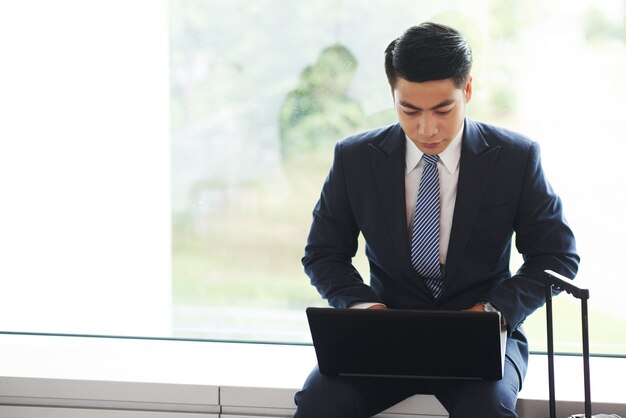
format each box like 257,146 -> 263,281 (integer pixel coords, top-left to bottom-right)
465,304 -> 486,312
367,303 -> 387,310
466,303 -> 507,329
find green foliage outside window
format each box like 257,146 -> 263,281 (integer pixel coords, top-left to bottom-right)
170,0 -> 626,352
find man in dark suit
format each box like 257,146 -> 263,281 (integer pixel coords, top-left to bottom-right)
294,23 -> 579,418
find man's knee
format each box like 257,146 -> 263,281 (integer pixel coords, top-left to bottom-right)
436,362 -> 520,418
446,396 -> 518,418
294,388 -> 366,418
293,367 -> 369,418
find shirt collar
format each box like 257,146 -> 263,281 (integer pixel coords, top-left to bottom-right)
405,122 -> 464,175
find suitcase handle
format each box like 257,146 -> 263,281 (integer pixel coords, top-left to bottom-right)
543,270 -> 592,418
544,269 -> 589,301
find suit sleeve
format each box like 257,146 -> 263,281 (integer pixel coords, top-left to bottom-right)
484,142 -> 579,335
301,142 -> 383,308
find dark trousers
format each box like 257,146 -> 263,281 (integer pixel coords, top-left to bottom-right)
293,357 -> 521,418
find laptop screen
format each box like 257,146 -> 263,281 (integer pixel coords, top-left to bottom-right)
307,307 -> 506,380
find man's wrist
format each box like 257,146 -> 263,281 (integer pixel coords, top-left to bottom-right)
350,302 -> 387,309
478,302 -> 507,327
479,301 -> 498,313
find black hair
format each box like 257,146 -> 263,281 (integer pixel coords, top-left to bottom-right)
384,22 -> 472,88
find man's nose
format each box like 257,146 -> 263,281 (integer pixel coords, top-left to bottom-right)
418,114 -> 438,137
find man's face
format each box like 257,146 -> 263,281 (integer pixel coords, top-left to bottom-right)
392,76 -> 472,155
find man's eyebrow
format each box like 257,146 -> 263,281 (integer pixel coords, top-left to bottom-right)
399,99 -> 455,111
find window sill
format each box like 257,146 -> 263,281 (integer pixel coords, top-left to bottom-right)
1,333 -> 624,417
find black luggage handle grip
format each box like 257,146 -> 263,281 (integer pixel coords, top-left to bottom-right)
543,269 -> 592,418
544,269 -> 589,300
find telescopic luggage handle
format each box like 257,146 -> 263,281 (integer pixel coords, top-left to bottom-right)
543,270 -> 591,418
544,269 -> 589,300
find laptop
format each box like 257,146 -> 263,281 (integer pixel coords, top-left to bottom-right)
306,307 -> 507,380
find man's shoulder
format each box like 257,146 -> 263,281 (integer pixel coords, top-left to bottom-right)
470,119 -> 536,151
338,123 -> 401,149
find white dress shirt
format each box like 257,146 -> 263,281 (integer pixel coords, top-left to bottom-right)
404,123 -> 463,266
352,124 -> 464,309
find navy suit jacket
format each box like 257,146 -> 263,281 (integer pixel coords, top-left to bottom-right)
302,117 -> 579,384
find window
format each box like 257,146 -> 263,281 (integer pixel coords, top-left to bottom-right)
0,0 -> 170,337
170,0 -> 626,354
0,0 -> 624,357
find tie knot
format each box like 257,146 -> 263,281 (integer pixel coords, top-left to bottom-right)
422,154 -> 439,165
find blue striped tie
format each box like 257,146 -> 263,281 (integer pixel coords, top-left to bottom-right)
410,154 -> 443,299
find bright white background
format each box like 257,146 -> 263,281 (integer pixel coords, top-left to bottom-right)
0,0 -> 170,336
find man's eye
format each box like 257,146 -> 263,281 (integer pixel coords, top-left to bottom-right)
436,109 -> 452,115
404,110 -> 419,116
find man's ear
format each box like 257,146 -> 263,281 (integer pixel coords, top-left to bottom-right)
464,76 -> 473,103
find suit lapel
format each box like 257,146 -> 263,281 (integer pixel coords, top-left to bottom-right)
368,125 -> 428,287
444,118 -> 500,287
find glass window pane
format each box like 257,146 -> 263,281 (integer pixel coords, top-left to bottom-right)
0,0 -> 170,336
0,0 -> 623,358
171,0 -> 626,354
